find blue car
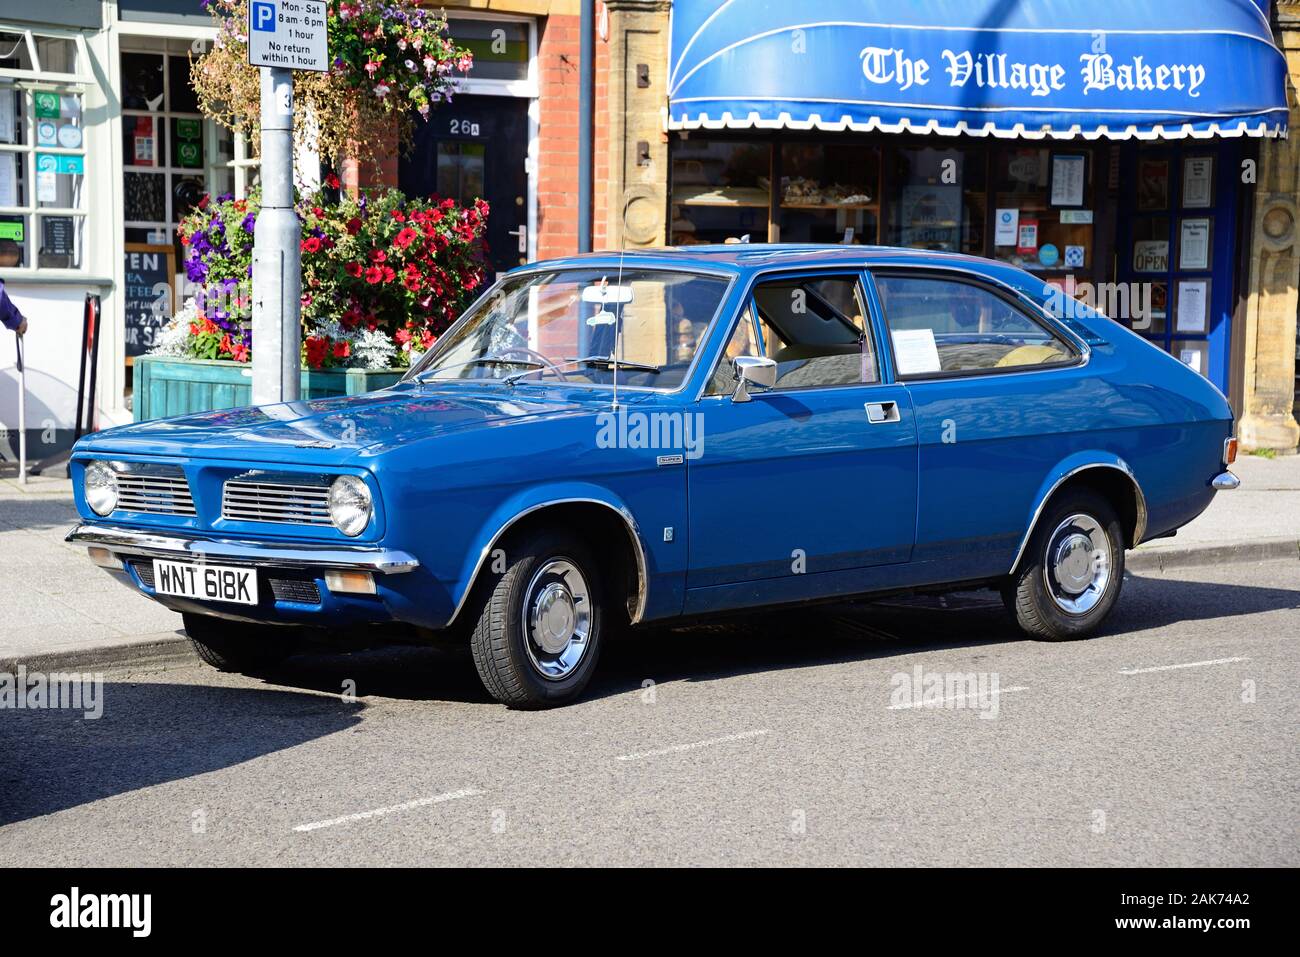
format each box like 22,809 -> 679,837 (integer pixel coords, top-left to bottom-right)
67,246 -> 1240,708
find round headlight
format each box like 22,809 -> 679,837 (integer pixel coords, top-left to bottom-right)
328,475 -> 373,537
84,461 -> 119,517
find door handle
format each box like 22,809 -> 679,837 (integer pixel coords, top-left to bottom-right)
865,400 -> 900,424
507,224 -> 527,254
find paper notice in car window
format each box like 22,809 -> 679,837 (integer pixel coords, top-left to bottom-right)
891,328 -> 942,376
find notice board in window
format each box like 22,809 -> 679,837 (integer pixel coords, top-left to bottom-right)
124,243 -> 175,359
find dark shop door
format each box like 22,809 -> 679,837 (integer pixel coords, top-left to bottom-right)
400,95 -> 530,278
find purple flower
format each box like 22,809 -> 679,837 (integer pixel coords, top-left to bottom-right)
241,212 -> 256,233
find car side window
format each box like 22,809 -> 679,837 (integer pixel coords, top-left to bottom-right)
706,274 -> 879,394
874,273 -> 1075,377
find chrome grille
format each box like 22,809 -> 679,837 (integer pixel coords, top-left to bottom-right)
222,475 -> 333,527
114,466 -> 196,516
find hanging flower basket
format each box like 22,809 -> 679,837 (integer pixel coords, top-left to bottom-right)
192,0 -> 474,170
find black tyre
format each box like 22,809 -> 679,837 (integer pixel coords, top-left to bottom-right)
468,529 -> 604,709
183,612 -> 300,672
1003,489 -> 1126,641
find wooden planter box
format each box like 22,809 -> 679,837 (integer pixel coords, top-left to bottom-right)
134,355 -> 405,421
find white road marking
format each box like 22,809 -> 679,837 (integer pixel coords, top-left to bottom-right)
615,729 -> 770,761
293,788 -> 484,832
1119,657 -> 1251,676
887,685 -> 1029,710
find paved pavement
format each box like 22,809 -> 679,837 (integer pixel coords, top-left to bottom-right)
0,558 -> 1295,866
2,453 -> 1296,671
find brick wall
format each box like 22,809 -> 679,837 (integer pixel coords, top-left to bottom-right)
536,13 -> 583,259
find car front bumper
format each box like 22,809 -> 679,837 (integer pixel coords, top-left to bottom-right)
65,523 -> 420,575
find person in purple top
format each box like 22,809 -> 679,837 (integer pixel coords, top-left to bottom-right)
0,276 -> 28,337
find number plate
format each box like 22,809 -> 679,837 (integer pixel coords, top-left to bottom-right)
152,560 -> 258,605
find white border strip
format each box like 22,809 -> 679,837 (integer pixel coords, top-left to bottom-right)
666,108 -> 1287,141
1119,657 -> 1250,675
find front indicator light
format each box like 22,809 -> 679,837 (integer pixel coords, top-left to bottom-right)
87,547 -> 123,570
327,475 -> 373,537
325,569 -> 377,595
1224,437 -> 1238,466
84,461 -> 119,516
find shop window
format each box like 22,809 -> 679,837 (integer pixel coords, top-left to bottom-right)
0,27 -> 91,272
670,139 -> 770,245
778,143 -> 880,245
884,147 -> 986,256
119,43 -> 235,270
989,148 -> 1094,275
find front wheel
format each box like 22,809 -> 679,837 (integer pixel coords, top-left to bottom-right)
1003,489 -> 1125,641
468,529 -> 605,709
183,612 -> 300,673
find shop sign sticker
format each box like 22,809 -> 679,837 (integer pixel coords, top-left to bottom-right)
33,92 -> 61,118
37,121 -> 57,146
57,124 -> 83,149
37,153 -> 84,175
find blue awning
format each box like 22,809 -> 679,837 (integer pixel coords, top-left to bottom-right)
668,0 -> 1289,139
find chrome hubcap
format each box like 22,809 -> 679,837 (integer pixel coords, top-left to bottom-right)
1044,513 -> 1111,615
522,558 -> 591,680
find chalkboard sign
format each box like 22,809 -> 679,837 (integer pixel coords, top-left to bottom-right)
124,243 -> 175,358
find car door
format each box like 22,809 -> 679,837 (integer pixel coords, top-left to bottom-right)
870,268 -> 1090,583
684,270 -> 918,610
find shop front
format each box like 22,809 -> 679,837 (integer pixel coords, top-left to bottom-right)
664,0 -> 1290,405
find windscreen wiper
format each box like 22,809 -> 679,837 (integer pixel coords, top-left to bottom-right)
503,354 -> 661,389
414,355 -> 544,382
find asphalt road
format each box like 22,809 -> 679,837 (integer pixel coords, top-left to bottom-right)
2,558 -> 1297,867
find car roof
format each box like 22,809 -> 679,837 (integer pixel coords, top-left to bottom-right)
514,244 -> 1041,287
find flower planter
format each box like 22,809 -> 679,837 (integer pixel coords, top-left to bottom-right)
134,355 -> 404,422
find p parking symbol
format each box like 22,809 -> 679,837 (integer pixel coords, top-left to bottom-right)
252,2 -> 276,32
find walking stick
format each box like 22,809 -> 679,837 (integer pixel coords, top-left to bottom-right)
15,330 -> 26,485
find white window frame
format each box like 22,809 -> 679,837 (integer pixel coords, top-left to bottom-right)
0,25 -> 94,276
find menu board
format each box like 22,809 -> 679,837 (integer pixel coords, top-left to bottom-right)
124,243 -> 175,358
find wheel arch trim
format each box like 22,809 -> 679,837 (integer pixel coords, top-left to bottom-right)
1009,459 -> 1148,575
446,495 -> 649,628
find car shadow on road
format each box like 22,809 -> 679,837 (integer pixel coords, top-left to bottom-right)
0,682 -> 363,827
0,495 -> 79,534
252,568 -> 1298,705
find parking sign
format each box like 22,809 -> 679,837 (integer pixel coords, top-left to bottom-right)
247,0 -> 329,72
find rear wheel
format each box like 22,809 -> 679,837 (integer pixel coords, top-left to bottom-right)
1004,489 -> 1125,641
183,612 -> 300,672
468,529 -> 604,709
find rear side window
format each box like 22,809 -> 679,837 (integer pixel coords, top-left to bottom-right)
874,274 -> 1075,378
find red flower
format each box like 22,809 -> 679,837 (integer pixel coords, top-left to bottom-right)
301,237 -> 321,253
312,206 -> 324,218
333,341 -> 351,359
394,227 -> 418,249
178,232 -> 189,246
403,265 -> 422,290
220,334 -> 233,355
346,217 -> 363,235
364,265 -> 383,284
305,337 -> 329,369
231,342 -> 249,363
345,262 -> 363,278
198,194 -> 210,210
381,266 -> 396,283
394,328 -> 411,345
325,173 -> 341,189
392,210 -> 406,222
369,249 -> 387,263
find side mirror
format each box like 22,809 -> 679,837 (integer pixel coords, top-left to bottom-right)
731,355 -> 776,403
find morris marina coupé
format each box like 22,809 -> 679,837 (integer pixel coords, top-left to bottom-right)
67,246 -> 1240,708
